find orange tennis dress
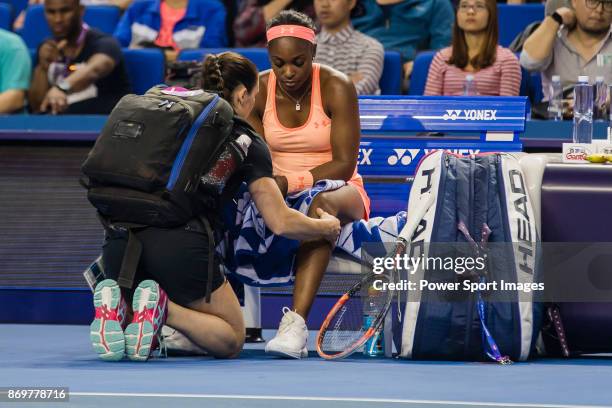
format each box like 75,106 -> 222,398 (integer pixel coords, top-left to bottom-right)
262,63 -> 370,219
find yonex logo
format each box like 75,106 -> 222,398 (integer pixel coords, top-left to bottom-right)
443,109 -> 497,121
387,149 -> 420,166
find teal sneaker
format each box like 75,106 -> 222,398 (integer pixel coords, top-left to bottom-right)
125,280 -> 168,362
90,279 -> 127,361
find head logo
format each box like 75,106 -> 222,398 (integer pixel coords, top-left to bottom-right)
388,149 -> 420,166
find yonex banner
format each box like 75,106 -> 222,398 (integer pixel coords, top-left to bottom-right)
359,96 -> 529,134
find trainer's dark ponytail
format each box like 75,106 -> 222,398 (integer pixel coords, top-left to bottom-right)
201,52 -> 258,103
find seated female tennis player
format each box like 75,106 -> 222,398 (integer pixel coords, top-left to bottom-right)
90,51 -> 341,362
247,11 -> 371,359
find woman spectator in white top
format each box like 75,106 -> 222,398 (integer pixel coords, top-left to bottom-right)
313,0 -> 384,95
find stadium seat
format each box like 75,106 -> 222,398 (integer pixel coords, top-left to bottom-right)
498,4 -> 544,47
122,48 -> 165,95
179,48 -> 271,72
0,2 -> 10,30
407,50 -> 436,95
0,0 -> 27,16
180,48 -> 404,96
20,4 -> 121,49
380,51 -> 402,95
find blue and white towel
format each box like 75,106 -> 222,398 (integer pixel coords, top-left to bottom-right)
220,180 -> 407,287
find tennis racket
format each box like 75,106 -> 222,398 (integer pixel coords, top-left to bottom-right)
316,192 -> 435,360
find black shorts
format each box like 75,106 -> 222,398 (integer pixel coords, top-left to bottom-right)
102,219 -> 225,307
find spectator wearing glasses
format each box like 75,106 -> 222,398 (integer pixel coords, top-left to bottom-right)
520,0 -> 612,101
424,0 -> 521,96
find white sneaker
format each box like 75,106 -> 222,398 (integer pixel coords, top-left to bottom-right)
265,307 -> 308,359
161,325 -> 208,356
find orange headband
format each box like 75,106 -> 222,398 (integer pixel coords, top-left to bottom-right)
266,25 -> 316,44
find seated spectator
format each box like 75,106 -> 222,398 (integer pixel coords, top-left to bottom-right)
233,0 -> 315,47
314,0 -> 384,95
351,0 -> 454,85
29,0 -> 131,114
424,0 -> 521,96
520,0 -> 612,101
0,28 -> 31,113
13,0 -> 131,31
114,0 -> 227,60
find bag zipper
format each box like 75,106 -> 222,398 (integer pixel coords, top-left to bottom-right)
464,157 -> 476,357
146,94 -> 195,119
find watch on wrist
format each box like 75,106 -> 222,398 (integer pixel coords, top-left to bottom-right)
551,11 -> 563,26
56,79 -> 72,94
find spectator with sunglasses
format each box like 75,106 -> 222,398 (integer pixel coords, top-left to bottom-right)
520,0 -> 612,101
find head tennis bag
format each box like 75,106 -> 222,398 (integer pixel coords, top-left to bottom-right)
396,150 -> 542,362
81,85 -> 234,227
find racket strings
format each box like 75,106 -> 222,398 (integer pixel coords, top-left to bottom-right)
320,276 -> 390,354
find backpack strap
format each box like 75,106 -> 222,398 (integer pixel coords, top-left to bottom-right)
117,229 -> 143,290
198,215 -> 216,303
97,213 -> 147,290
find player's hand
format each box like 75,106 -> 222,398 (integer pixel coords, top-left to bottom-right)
40,86 -> 68,115
316,208 -> 341,246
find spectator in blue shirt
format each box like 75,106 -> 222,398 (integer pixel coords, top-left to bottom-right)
352,0 -> 454,84
0,29 -> 31,113
114,0 -> 228,59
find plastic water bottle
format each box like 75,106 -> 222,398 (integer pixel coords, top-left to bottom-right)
463,74 -> 476,96
362,287 -> 384,356
594,76 -> 608,121
548,75 -> 563,121
572,75 -> 593,144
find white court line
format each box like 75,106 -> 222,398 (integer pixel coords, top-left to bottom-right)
69,393 -> 612,408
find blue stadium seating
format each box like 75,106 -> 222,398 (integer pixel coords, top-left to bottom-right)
380,51 -> 401,95
0,0 -> 26,16
122,48 -> 165,95
0,2 -> 11,30
179,48 -> 271,71
179,48 -> 403,95
497,4 -> 544,47
407,50 -> 435,95
20,5 -> 121,49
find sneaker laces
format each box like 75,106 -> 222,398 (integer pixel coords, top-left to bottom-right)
277,307 -> 304,335
155,333 -> 168,359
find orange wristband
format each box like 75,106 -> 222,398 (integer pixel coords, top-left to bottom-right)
285,171 -> 314,194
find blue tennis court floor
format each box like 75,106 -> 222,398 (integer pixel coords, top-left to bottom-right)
1,324 -> 612,408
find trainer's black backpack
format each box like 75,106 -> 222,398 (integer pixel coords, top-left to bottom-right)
81,85 -> 235,298
82,85 -> 234,227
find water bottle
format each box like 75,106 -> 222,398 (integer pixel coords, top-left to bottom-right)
362,286 -> 384,357
548,75 -> 563,121
200,134 -> 252,194
572,75 -> 593,144
463,74 -> 476,96
594,76 -> 608,121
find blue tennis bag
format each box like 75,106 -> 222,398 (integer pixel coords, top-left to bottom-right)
396,150 -> 542,362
